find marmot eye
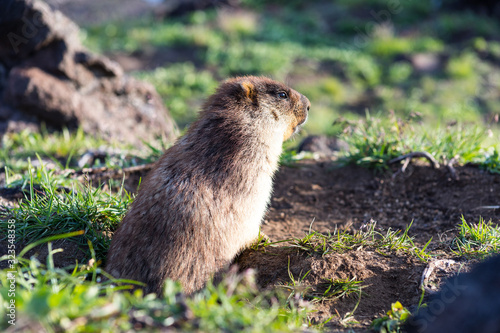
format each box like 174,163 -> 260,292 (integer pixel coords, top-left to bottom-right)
278,91 -> 288,99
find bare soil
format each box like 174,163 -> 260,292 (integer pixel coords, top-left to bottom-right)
265,160 -> 500,244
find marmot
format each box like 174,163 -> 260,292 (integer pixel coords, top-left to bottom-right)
106,76 -> 310,295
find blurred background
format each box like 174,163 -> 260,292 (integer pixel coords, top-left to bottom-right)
35,0 -> 498,135
50,0 -> 500,136
2,0 -> 500,164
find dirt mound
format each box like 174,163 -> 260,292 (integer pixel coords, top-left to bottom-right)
237,247 -> 425,328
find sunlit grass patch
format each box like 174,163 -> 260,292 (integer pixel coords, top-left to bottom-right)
82,15 -> 222,53
337,113 -> 492,171
366,36 -> 444,58
451,216 -> 500,259
287,220 -> 432,262
280,263 -> 364,302
1,127 -> 110,173
1,165 -> 132,260
482,148 -> 500,174
278,258 -> 364,327
79,1 -> 500,133
135,63 -> 218,128
279,150 -> 317,167
1,128 -> 173,179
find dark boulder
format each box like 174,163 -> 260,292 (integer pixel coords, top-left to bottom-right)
406,255 -> 500,333
0,0 -> 177,147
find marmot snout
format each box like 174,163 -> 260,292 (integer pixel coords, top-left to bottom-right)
106,76 -> 310,294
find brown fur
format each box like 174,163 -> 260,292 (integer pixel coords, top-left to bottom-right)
105,76 -> 310,295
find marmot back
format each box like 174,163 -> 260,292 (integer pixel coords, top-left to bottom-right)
106,76 -> 310,295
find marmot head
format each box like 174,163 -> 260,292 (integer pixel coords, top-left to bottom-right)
204,76 -> 310,141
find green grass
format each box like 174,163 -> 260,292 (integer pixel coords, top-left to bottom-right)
279,258 -> 364,327
1,127 -> 110,173
1,165 -> 132,260
1,127 -> 174,176
366,35 -> 444,58
279,257 -> 313,302
249,230 -> 273,251
286,220 -> 432,262
451,216 -> 500,259
191,269 -> 308,332
337,113 -> 497,171
278,257 -> 364,328
279,150 -> 317,167
134,63 -> 218,128
0,242 -> 307,332
482,148 -> 500,174
82,15 -> 222,53
313,277 -> 365,301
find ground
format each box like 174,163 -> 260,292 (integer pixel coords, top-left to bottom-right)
5,159 -> 499,331
239,160 -> 500,329
240,161 -> 500,328
265,160 -> 499,244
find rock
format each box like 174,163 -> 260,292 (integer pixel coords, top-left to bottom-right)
405,255 -> 500,333
6,67 -> 81,126
0,0 -> 177,147
0,0 -> 81,68
298,135 -> 346,155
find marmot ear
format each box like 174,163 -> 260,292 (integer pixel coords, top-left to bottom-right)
240,81 -> 258,104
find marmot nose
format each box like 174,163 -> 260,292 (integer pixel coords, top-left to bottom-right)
297,95 -> 310,126
302,95 -> 311,112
